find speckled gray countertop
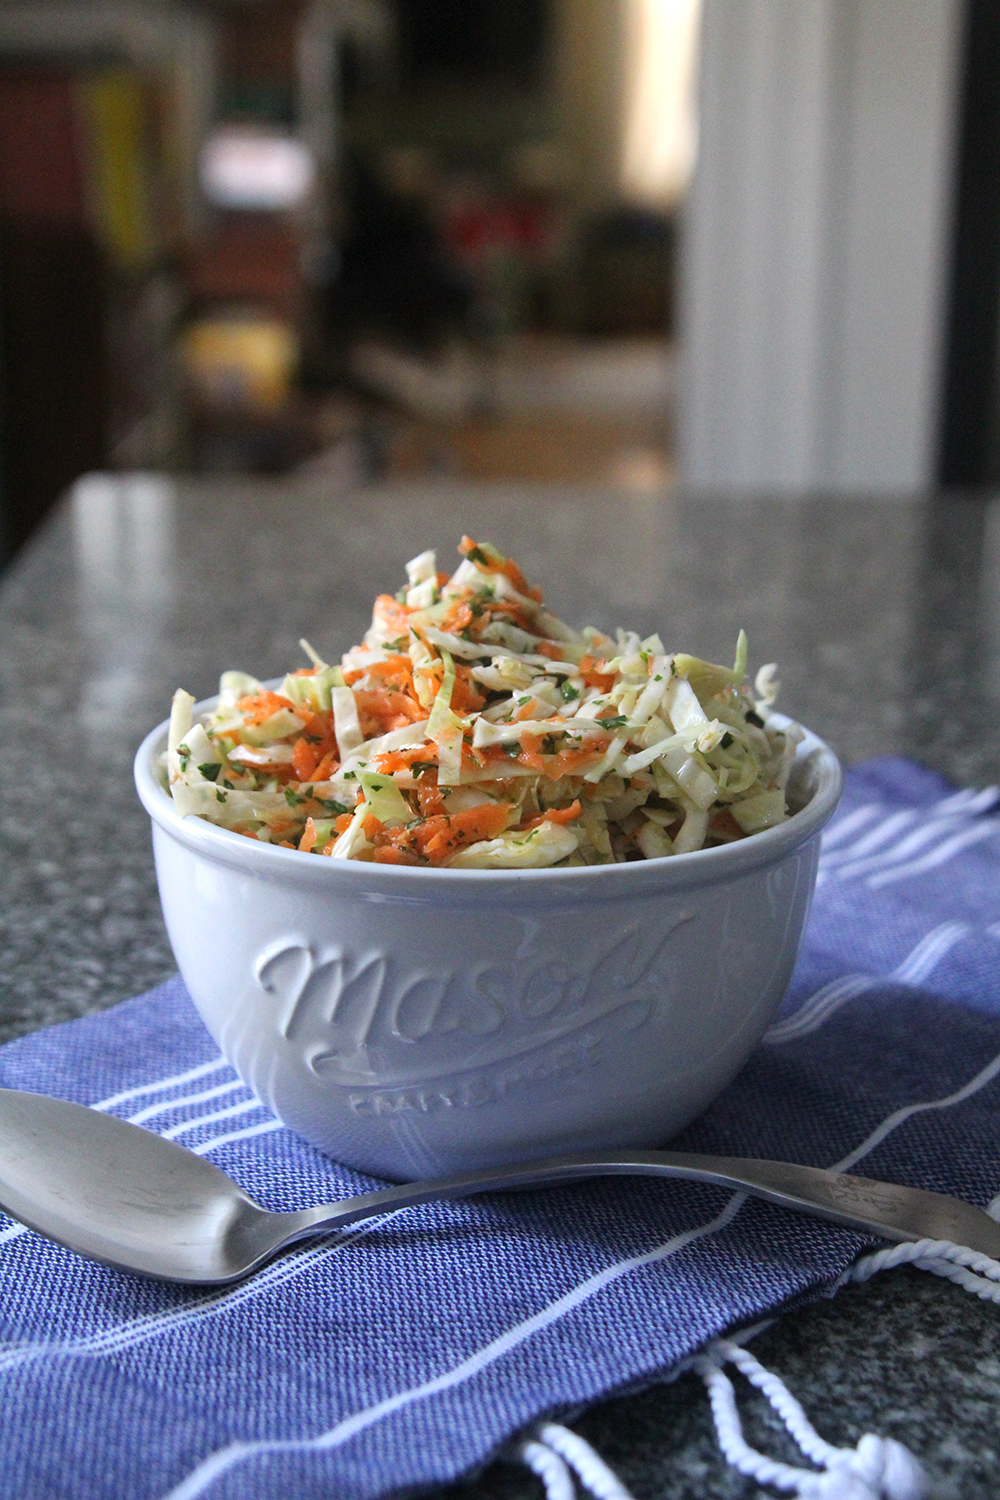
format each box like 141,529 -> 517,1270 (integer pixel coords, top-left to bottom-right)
1,477 -> 999,1497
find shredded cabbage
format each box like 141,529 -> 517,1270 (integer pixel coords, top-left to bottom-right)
162,538 -> 801,866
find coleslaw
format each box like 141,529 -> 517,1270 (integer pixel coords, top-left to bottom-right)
164,538 -> 802,867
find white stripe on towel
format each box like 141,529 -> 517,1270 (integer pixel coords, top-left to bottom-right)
93,1056 -> 229,1113
160,1097 -> 267,1140
831,1045 -> 1000,1174
818,804 -> 882,851
763,922 -> 970,1044
129,1077 -> 247,1125
191,1118 -> 284,1155
866,820 -> 1000,889
817,786 -> 998,886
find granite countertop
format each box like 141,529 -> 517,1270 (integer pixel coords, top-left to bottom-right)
1,476 -> 998,1497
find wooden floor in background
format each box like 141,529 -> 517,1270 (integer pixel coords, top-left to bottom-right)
386,411 -> 674,488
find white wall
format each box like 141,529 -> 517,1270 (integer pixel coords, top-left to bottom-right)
680,0 -> 963,492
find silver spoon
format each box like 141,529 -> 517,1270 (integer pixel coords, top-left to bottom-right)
0,1085 -> 997,1285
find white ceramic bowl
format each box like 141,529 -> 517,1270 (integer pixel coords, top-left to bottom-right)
135,705 -> 841,1180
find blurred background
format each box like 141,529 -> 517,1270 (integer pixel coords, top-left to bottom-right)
0,0 -> 698,561
0,0 -> 995,566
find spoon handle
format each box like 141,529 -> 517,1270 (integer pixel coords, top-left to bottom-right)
289,1150 -> 1000,1259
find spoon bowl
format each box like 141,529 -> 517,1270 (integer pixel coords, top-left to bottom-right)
1,1086 -> 998,1283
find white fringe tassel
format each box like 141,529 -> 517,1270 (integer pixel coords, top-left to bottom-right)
518,1235 -> 1000,1499
692,1339 -> 927,1499
517,1422 -> 638,1500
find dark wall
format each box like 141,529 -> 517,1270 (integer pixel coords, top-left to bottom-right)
938,0 -> 1000,486
0,220 -> 108,565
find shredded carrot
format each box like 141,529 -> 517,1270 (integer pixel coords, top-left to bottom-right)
421,802 -> 512,861
451,663 -> 486,714
578,656 -> 616,693
292,737 -> 319,781
372,594 -> 413,634
309,749 -> 339,782
548,744 -> 605,777
439,595 -> 475,635
333,813 -> 353,835
298,817 -> 318,853
521,799 -> 582,831
237,690 -> 298,725
415,774 -> 447,817
709,808 -> 745,842
353,687 -> 425,738
371,745 -> 438,775
372,845 -> 421,865
343,654 -> 417,696
515,731 -> 547,773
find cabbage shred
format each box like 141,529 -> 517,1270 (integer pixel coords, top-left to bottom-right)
164,538 -> 802,867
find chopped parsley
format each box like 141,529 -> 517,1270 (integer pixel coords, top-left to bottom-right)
560,681 -> 580,702
284,788 -> 306,807
597,715 -> 628,730
317,797 -> 349,815
198,763 -> 221,782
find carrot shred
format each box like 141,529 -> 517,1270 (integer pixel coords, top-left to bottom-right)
521,799 -> 582,831
421,802 -> 511,861
451,663 -> 486,714
373,845 -> 421,865
578,656 -> 616,692
298,817 -> 318,853
292,738 -> 319,781
353,687 -> 425,739
515,730 -> 547,773
372,594 -> 413,634
310,749 -> 339,782
415,774 -> 447,817
371,745 -> 437,775
237,690 -> 298,725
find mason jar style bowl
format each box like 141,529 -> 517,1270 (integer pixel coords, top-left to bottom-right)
135,704 -> 842,1181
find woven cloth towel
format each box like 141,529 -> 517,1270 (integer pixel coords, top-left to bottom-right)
1,757 -> 999,1500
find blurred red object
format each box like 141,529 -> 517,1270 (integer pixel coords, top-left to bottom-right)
185,219 -> 300,316
0,71 -> 86,223
442,198 -> 554,262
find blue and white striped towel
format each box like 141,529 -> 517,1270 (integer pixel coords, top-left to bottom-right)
0,757 -> 998,1500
